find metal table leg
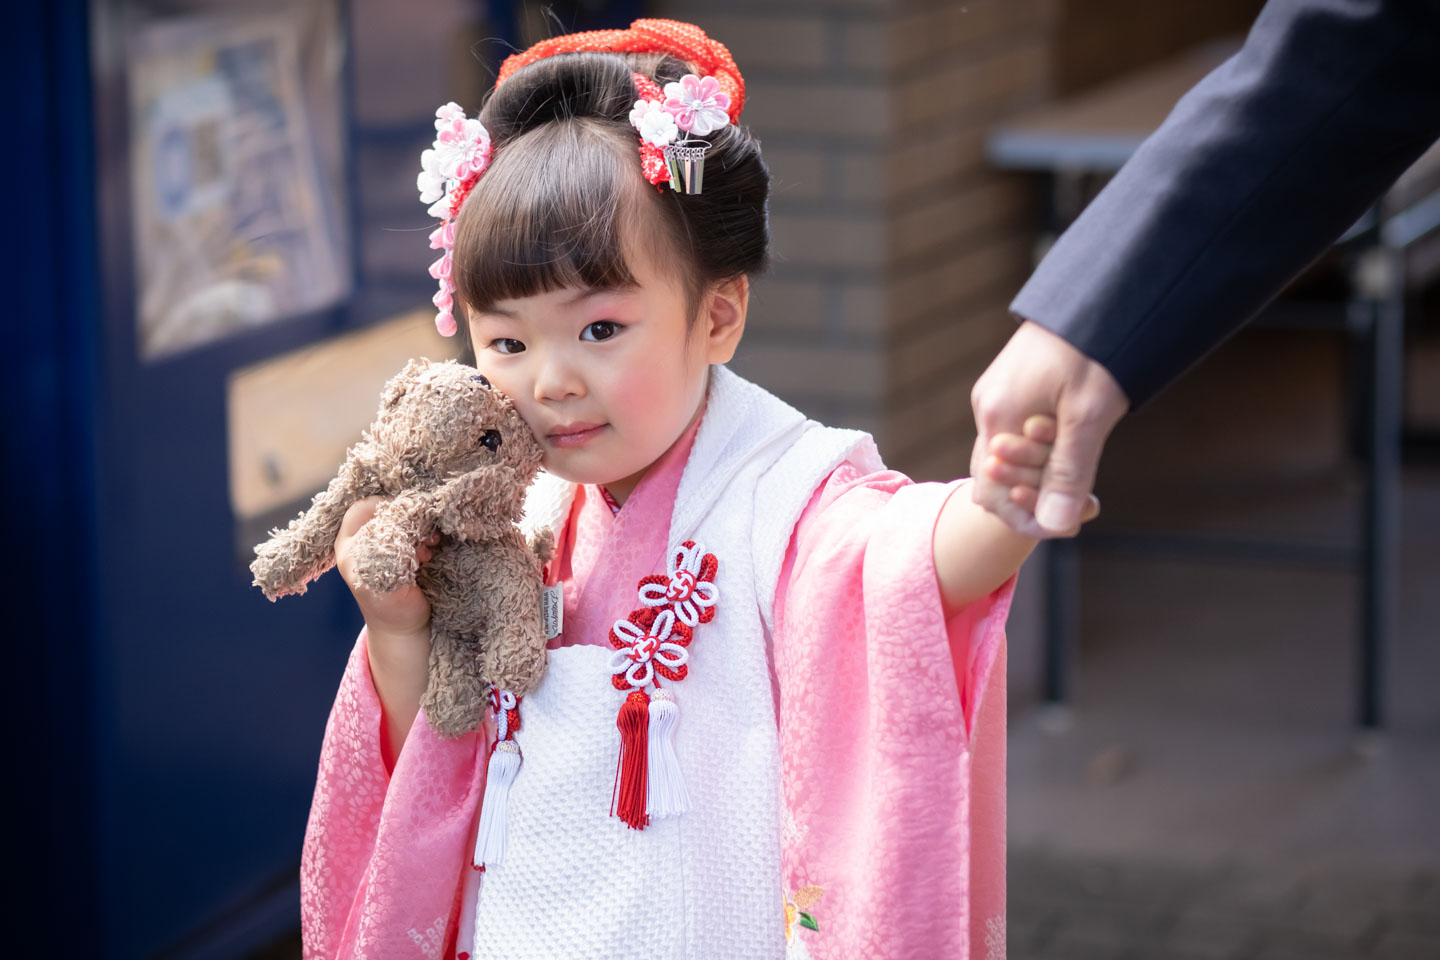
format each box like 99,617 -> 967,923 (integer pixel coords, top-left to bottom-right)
1042,537 -> 1079,706
1354,247 -> 1404,731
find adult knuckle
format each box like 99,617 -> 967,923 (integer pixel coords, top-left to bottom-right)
970,379 -> 991,415
1044,457 -> 1085,486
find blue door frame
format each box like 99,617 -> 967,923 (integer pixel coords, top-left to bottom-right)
6,0 -> 638,956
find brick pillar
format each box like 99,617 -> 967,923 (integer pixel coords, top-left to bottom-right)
657,0 -> 1059,480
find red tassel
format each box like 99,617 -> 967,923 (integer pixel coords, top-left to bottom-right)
613,689 -> 650,829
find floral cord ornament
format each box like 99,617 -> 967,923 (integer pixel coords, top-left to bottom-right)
637,539 -> 719,626
608,540 -> 720,828
609,607 -> 693,689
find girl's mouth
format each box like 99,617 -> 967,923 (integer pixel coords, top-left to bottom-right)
547,422 -> 607,448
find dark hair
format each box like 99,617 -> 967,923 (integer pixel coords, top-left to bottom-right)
450,51 -> 771,363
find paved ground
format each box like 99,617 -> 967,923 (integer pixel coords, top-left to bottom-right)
1003,326 -> 1440,959
1009,848 -> 1438,959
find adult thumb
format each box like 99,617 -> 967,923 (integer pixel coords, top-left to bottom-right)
1035,415 -> 1108,535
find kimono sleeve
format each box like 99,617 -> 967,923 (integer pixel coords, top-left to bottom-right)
772,461 -> 1016,960
300,626 -> 489,960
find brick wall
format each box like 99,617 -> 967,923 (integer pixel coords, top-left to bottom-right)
1052,0 -> 1263,95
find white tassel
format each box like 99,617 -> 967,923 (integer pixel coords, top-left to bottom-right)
645,688 -> 691,818
473,740 -> 521,867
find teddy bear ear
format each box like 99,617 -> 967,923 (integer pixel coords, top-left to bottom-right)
380,357 -> 429,411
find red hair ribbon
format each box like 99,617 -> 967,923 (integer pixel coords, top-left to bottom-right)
497,18 -> 745,123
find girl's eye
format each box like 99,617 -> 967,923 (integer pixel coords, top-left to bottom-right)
489,338 -> 526,355
581,321 -> 620,342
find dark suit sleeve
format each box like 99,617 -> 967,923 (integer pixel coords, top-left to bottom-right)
1010,0 -> 1440,408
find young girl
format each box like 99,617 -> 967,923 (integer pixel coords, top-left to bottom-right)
302,19 -> 1091,960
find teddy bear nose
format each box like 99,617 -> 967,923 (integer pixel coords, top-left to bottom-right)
481,429 -> 502,452
471,374 -> 491,388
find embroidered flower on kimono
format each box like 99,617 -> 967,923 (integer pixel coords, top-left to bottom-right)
609,606 -> 693,690
637,540 -> 719,626
629,99 -> 679,147
663,74 -> 732,136
784,884 -> 824,954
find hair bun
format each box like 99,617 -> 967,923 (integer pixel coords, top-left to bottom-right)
481,52 -> 635,137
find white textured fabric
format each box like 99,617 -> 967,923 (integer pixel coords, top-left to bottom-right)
471,645 -> 687,959
470,366 -> 871,959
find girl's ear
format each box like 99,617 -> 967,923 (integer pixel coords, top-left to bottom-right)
703,274 -> 749,365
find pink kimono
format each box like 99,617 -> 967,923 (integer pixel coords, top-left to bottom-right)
299,406 -> 1014,960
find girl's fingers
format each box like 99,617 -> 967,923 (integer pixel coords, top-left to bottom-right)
1023,414 -> 1058,445
338,496 -> 386,545
985,455 -> 1043,490
416,531 -> 442,564
988,431 -> 1052,469
1009,485 -> 1039,513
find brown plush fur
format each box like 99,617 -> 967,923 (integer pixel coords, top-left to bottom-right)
250,357 -> 553,739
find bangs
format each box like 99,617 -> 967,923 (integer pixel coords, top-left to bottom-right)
452,119 -> 652,314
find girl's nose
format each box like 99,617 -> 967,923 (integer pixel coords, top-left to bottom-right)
533,353 -> 586,403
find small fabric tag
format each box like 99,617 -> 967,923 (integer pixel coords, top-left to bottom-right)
542,583 -> 564,640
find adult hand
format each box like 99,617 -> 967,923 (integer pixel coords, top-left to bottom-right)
970,320 -> 1130,538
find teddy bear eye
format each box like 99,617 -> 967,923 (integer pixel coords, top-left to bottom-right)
471,374 -> 490,387
481,429 -> 502,452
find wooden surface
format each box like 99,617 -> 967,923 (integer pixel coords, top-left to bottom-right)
986,35 -> 1439,269
227,309 -> 456,520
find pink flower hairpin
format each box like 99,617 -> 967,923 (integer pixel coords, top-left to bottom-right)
629,73 -> 734,194
417,102 -> 492,337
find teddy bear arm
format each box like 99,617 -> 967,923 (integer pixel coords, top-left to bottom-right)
348,492 -> 433,595
250,458 -> 382,599
430,464 -> 529,543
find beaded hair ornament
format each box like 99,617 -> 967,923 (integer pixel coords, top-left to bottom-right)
417,18 -> 746,337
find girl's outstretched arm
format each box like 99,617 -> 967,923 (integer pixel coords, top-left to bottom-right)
933,415 -> 1099,614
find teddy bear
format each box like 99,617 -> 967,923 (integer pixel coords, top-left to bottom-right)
250,356 -> 553,739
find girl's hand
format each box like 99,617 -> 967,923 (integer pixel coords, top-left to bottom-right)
336,495 -> 440,641
982,415 -> 1101,531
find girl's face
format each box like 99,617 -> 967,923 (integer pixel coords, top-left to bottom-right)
466,243 -> 748,504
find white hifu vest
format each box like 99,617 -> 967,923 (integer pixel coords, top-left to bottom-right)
457,365 -> 883,960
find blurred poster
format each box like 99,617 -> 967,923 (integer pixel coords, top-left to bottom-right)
128,6 -> 349,361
